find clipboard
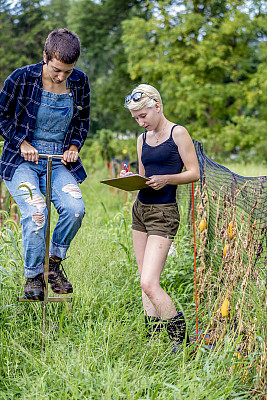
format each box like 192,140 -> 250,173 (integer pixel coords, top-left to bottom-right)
100,174 -> 150,191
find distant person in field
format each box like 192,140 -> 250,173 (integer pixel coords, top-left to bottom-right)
0,28 -> 90,300
120,84 -> 200,353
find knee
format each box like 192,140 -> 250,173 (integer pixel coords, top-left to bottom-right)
21,210 -> 47,232
140,278 -> 157,298
63,203 -> 85,221
60,184 -> 85,219
21,194 -> 48,230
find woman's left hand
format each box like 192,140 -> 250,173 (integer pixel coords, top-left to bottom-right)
146,175 -> 168,190
62,146 -> 79,165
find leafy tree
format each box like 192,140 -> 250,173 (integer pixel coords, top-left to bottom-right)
0,0 -> 21,87
1,0 -> 265,162
97,128 -> 115,169
122,0 -> 267,161
11,0 -> 51,65
67,0 -> 151,136
0,0 -> 72,88
44,0 -> 70,31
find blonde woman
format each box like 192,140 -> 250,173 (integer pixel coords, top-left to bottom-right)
121,84 -> 199,352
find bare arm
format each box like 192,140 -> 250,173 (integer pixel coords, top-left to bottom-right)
120,133 -> 145,177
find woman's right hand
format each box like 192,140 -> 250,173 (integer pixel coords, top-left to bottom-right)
120,170 -> 133,177
20,140 -> 39,164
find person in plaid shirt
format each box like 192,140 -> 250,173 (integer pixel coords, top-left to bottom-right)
0,28 -> 90,300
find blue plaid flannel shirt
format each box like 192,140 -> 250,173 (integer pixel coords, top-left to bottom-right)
0,61 -> 90,182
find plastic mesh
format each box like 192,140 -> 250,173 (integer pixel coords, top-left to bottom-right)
177,141 -> 266,361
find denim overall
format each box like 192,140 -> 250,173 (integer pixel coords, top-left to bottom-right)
5,90 -> 85,278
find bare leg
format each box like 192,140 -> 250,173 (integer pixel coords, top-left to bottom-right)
133,230 -> 177,320
141,235 -> 178,320
133,230 -> 158,316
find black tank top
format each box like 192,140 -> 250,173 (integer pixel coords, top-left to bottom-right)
138,124 -> 184,204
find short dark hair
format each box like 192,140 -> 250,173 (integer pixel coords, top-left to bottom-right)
44,28 -> 81,64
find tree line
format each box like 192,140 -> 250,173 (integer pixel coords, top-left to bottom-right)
0,0 -> 266,162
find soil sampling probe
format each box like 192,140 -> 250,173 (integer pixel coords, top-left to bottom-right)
17,154 -> 72,352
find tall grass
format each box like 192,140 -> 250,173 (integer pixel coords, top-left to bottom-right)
0,168 -> 266,399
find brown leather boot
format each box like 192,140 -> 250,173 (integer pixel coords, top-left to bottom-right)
48,257 -> 73,294
24,273 -> 45,301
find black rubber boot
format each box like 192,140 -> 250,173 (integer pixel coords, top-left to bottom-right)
165,312 -> 190,353
145,315 -> 163,339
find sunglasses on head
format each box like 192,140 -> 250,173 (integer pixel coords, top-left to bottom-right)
125,91 -> 156,105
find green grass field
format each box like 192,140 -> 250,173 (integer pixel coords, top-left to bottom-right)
0,165 -> 266,399
224,162 -> 267,177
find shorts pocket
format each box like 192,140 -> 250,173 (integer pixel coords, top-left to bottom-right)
162,206 -> 180,223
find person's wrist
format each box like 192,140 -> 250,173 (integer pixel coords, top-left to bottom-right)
19,140 -> 28,150
69,145 -> 78,152
165,175 -> 170,185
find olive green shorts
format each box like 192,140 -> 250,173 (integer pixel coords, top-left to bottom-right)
132,198 -> 180,240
